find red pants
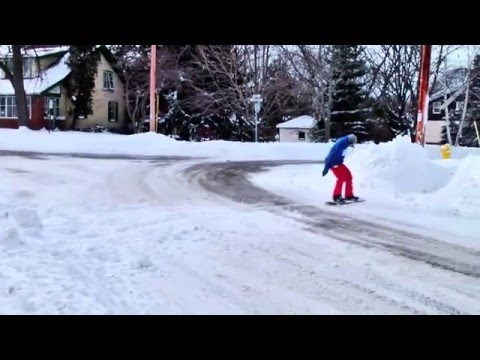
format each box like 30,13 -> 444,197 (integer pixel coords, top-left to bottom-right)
330,163 -> 354,199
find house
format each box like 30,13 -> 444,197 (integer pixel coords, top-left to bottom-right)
276,115 -> 315,142
0,45 -> 126,131
425,85 -> 467,144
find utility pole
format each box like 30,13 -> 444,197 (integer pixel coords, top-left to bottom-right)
415,45 -> 432,146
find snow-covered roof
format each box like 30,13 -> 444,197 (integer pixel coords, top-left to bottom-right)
0,52 -> 71,95
430,84 -> 466,102
0,46 -> 69,58
276,115 -> 316,129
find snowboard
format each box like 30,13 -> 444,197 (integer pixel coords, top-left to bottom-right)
325,198 -> 366,206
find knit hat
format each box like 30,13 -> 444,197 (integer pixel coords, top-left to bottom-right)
347,134 -> 357,145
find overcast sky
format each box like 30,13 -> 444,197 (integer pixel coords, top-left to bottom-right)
442,45 -> 480,66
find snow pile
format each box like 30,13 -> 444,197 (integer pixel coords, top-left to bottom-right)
0,127 -> 332,161
347,136 -> 451,196
0,207 -> 45,248
346,136 -> 480,217
426,143 -> 480,160
0,215 -> 22,248
425,154 -> 480,217
0,127 -> 176,155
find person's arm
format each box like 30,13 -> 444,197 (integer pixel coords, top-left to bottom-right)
322,151 -> 333,176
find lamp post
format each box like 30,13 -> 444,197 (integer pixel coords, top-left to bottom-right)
250,94 -> 263,142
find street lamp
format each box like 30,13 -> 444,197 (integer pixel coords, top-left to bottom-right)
250,93 -> 263,142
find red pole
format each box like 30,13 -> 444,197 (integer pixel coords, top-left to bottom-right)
149,45 -> 157,132
415,45 -> 432,146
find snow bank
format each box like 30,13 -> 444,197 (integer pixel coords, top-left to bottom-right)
250,135 -> 480,245
347,136 -> 480,217
0,207 -> 45,249
0,127 -> 332,161
424,154 -> 480,217
348,136 -> 450,196
0,215 -> 23,248
426,143 -> 480,160
1,127 -> 480,162
0,128 -> 176,155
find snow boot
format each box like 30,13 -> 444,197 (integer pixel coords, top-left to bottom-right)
333,195 -> 345,204
345,196 -> 359,202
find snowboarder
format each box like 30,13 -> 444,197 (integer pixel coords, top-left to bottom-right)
322,134 -> 359,204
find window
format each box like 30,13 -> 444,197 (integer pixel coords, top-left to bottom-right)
0,58 -> 14,79
103,71 -> 114,90
0,58 -> 36,79
108,101 -> 118,122
22,58 -> 37,78
0,96 -> 31,118
298,131 -> 306,141
432,101 -> 442,114
44,97 -> 60,118
455,101 -> 464,113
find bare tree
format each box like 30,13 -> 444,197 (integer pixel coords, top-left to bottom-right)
0,45 -> 31,127
236,45 -> 273,93
280,45 -> 336,140
442,58 -> 453,145
120,46 -> 150,133
429,45 -> 465,94
111,45 -> 173,134
364,45 -> 421,136
455,46 -> 480,146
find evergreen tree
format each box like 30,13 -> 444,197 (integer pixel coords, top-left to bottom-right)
66,45 -> 100,129
330,45 -> 371,142
460,120 -> 480,147
309,118 -> 326,142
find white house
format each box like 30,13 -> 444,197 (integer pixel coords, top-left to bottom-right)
276,115 -> 315,142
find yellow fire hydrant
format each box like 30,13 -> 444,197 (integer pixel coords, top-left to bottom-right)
440,143 -> 451,160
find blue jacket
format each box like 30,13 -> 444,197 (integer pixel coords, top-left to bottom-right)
323,136 -> 350,174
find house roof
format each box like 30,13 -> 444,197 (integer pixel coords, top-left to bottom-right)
0,45 -> 120,96
430,84 -> 466,102
0,52 -> 71,95
0,46 -> 70,58
276,115 -> 316,129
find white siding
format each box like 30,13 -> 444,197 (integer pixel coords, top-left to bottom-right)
425,121 -> 444,144
279,128 -> 311,143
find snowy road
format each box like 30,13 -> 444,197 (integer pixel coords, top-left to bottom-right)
1,152 -> 479,315
186,160 -> 480,279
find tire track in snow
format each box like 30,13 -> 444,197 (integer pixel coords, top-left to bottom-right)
2,151 -> 478,314
183,160 -> 480,280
